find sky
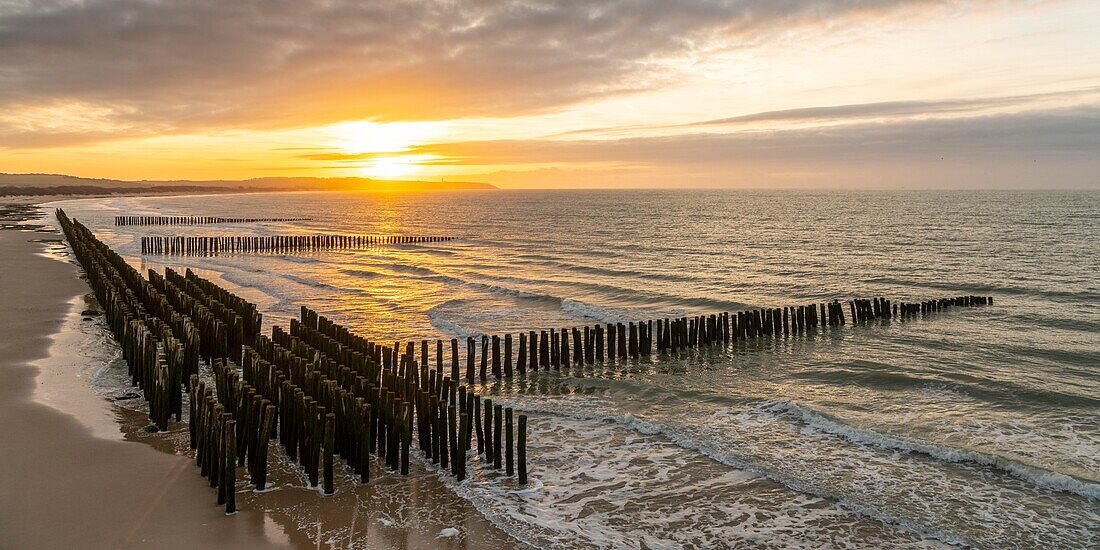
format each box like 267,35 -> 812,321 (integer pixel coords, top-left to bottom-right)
1,0 -> 1098,189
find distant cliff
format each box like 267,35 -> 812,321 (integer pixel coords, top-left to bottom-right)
0,173 -> 496,196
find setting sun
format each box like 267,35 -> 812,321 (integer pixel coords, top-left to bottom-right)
359,154 -> 436,178
325,121 -> 446,179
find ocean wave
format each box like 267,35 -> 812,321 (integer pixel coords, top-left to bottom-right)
424,289 -> 644,337
369,262 -> 438,277
466,280 -> 559,305
559,299 -> 631,323
425,407 -> 924,549
279,272 -> 348,293
419,247 -> 456,257
426,300 -> 480,337
766,400 -> 1100,500
546,277 -> 750,313
281,255 -> 318,264
797,363 -> 1100,411
337,267 -> 386,280
792,365 -> 930,391
401,264 -> 750,317
340,254 -> 752,320
864,275 -> 1099,302
934,369 -> 1100,411
422,274 -> 575,312
506,254 -> 699,285
492,392 -> 1100,546
481,395 -> 970,548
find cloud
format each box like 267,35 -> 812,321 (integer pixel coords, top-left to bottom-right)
687,88 -> 1100,126
409,106 -> 1100,187
547,86 -> 1100,138
0,0 -> 996,146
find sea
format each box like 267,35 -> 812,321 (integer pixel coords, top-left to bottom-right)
47,189 -> 1099,548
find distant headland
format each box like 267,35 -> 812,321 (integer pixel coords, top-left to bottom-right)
0,173 -> 496,196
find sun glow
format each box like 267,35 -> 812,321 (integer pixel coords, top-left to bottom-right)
325,120 -> 447,178
358,155 -> 437,178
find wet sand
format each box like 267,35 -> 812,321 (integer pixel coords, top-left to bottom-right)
0,202 -> 520,549
0,226 -> 292,548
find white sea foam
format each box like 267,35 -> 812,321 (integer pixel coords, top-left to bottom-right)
425,400 -> 949,549
766,400 -> 1100,500
479,393 -> 1099,548
559,298 -> 633,324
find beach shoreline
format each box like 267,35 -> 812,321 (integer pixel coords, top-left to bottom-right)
0,199 -> 519,549
0,215 -> 296,548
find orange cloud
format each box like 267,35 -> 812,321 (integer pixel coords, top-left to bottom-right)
0,0 -> 1001,148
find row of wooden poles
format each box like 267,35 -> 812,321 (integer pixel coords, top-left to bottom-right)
116,215 -> 311,226
150,266 -> 262,367
326,295 -> 994,384
57,209 -> 194,431
140,234 -> 459,255
56,208 -> 530,515
58,209 -> 273,511
233,307 -> 532,494
188,359 -> 279,513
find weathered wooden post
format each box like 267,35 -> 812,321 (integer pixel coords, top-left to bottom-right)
629,322 -> 638,359
518,333 -> 527,374
561,328 -> 570,367
421,340 -> 428,375
466,337 -> 475,383
436,339 -> 444,375
518,414 -> 528,485
323,412 -> 335,495
484,398 -> 494,464
451,338 -> 459,380
504,334 -> 512,377
480,335 -> 489,381
448,404 -> 458,477
583,326 -> 592,363
528,330 -> 537,372
471,396 -> 482,456
618,323 -> 627,358
493,405 -> 503,470
608,323 -> 617,361
550,329 -> 560,368
492,334 -> 501,378
457,411 -> 469,481
359,403 -> 371,483
225,419 -> 237,513
595,325 -> 604,362
539,330 -> 549,369
254,404 -> 275,490
505,408 -> 514,476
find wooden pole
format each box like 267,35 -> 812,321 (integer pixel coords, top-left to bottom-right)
224,418 -> 236,513
505,408 -> 514,476
518,414 -> 528,485
493,405 -> 503,470
323,412 -> 335,495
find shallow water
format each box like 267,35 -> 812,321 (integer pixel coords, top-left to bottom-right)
50,190 -> 1100,548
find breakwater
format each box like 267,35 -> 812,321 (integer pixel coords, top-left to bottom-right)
140,234 -> 459,255
116,215 -> 311,226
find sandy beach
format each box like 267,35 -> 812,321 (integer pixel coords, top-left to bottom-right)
0,215 -> 293,548
0,200 -> 519,549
